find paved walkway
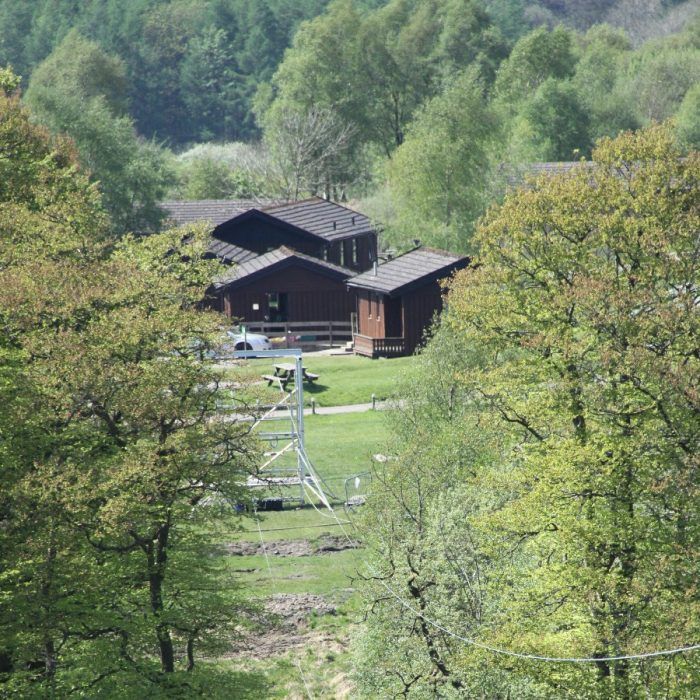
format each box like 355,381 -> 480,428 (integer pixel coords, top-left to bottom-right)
221,400 -> 396,423
305,400 -> 392,415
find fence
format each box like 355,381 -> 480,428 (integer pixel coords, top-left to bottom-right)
352,334 -> 406,358
244,320 -> 352,348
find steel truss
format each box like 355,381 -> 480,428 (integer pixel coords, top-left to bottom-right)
233,348 -> 336,509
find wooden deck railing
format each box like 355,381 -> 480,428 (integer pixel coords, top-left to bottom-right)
353,334 -> 406,358
243,320 -> 352,347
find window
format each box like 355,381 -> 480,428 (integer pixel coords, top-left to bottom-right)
352,238 -> 358,267
367,293 -> 372,319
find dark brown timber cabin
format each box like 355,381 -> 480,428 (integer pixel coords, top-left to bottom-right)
347,247 -> 470,358
161,197 -> 378,325
211,246 -> 355,323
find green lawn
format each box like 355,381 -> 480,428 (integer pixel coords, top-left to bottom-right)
244,410 -> 390,510
225,353 -> 415,407
209,370 -> 396,696
305,411 -> 389,479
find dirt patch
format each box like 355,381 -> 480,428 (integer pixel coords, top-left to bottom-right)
224,535 -> 355,558
265,592 -> 336,624
227,593 -> 338,661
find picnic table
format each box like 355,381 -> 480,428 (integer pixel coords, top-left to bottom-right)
262,363 -> 319,389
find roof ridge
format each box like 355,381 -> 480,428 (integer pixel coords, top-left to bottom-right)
259,196 -> 322,211
414,246 -> 461,257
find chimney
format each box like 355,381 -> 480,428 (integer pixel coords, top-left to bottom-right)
333,221 -> 337,230
352,216 -> 356,225
373,260 -> 378,276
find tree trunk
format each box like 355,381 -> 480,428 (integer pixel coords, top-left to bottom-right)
148,524 -> 175,673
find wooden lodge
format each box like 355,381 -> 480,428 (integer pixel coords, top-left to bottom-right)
347,248 -> 470,358
161,198 -> 470,357
211,246 -> 355,324
162,197 -> 377,330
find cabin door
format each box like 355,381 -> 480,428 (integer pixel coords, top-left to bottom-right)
267,292 -> 288,322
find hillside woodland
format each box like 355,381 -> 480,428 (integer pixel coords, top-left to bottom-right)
1,0 -> 698,245
0,2 -> 699,698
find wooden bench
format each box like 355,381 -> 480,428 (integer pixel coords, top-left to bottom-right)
271,364 -> 320,385
261,374 -> 287,390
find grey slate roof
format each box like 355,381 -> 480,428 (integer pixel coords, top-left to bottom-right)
161,197 -> 374,243
206,239 -> 258,265
213,246 -> 354,290
257,197 -> 373,242
160,199 -> 265,227
347,247 -> 469,297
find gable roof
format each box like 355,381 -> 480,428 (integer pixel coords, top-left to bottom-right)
160,199 -> 266,227
239,197 -> 374,243
347,247 -> 469,297
162,197 -> 375,245
213,246 -> 354,291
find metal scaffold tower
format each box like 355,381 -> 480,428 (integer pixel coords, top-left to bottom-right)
233,348 -> 335,509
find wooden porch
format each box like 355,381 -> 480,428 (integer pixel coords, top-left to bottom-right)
352,333 -> 406,358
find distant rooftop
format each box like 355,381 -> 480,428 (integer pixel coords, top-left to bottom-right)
499,161 -> 595,189
160,199 -> 268,227
160,197 -> 374,243
348,247 -> 469,297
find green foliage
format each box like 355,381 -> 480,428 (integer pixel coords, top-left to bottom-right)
0,0 -> 334,146
171,141 -> 278,199
0,79 -> 262,695
25,31 -> 173,234
521,78 -> 591,159
264,0 -> 507,194
495,26 -> 578,106
675,82 -> 700,148
180,25 -> 247,142
177,157 -> 257,199
572,24 -> 639,141
385,70 -> 502,252
622,37 -> 700,123
0,0 -> 697,157
0,64 -> 20,95
355,125 -> 700,697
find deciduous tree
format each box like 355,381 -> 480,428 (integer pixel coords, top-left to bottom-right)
357,125 -> 700,698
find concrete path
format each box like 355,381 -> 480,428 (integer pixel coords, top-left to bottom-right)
305,400 -> 392,415
221,400 -> 396,423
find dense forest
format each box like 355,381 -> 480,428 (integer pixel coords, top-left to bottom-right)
1,2 -> 699,698
1,0 -> 699,246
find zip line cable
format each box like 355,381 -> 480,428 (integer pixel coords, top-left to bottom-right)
316,492 -> 700,664
253,508 -> 315,699
294,659 -> 316,700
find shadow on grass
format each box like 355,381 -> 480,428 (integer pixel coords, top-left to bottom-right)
303,382 -> 329,397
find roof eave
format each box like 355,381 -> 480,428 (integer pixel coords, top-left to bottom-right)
214,209 -> 327,243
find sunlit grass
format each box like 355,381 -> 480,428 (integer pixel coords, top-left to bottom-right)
222,353 -> 414,407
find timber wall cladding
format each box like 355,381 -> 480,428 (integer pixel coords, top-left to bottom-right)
402,281 -> 444,353
225,266 -> 354,323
